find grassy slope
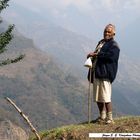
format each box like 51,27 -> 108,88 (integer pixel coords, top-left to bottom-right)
29,116 -> 140,140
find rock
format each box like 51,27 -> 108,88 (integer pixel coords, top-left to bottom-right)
0,120 -> 28,140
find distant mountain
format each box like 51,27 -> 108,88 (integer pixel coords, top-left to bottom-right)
1,18 -> 140,133
0,23 -> 91,130
8,21 -> 96,79
31,25 -> 95,79
17,22 -> 140,116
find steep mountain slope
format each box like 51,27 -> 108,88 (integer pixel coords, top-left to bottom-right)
0,27 -> 89,130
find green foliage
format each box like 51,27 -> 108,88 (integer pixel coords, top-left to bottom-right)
0,54 -> 25,66
0,0 -> 25,66
0,25 -> 14,53
0,0 -> 9,13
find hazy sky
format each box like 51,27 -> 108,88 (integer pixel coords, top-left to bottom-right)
10,0 -> 140,21
2,0 -> 140,40
12,0 -> 140,15
1,0 -> 140,60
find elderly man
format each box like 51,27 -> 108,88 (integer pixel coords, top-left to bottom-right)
87,24 -> 120,124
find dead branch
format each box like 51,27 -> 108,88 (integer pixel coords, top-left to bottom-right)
5,97 -> 41,140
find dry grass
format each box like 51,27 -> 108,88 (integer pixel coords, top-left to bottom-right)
29,116 -> 140,140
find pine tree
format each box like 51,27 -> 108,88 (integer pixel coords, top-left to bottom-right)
0,0 -> 25,66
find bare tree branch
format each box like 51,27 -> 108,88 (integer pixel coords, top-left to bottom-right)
5,97 -> 41,140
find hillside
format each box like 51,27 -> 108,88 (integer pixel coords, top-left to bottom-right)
0,25 -> 89,130
29,116 -> 140,140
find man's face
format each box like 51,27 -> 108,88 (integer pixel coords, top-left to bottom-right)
103,26 -> 115,40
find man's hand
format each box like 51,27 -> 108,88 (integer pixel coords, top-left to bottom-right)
87,52 -> 98,58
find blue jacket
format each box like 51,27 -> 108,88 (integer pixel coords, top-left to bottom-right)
95,38 -> 120,83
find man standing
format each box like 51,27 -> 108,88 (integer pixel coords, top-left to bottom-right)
87,24 -> 120,124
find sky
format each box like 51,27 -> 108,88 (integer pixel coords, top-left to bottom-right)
10,0 -> 140,17
1,0 -> 140,60
2,0 -> 140,40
